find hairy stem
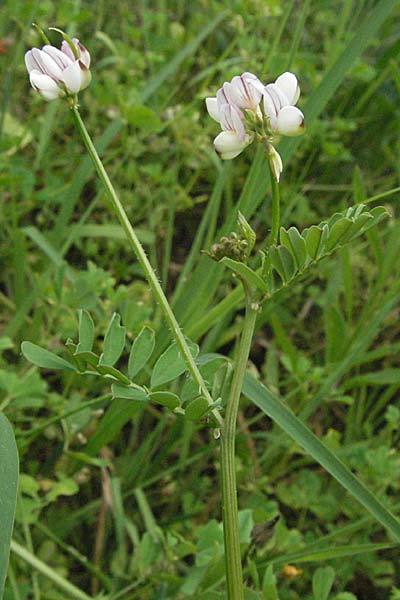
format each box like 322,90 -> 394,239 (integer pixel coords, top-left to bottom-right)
71,106 -> 222,426
220,285 -> 258,600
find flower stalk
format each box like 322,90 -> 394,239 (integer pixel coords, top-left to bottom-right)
220,282 -> 259,600
268,160 -> 281,245
70,106 -> 222,427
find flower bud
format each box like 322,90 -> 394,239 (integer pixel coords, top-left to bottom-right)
267,145 -> 283,182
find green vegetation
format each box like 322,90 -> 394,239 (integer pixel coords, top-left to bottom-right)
1,1 -> 400,598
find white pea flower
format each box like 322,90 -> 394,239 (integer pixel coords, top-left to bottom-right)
213,103 -> 252,160
206,71 -> 262,160
263,72 -> 304,136
221,72 -> 264,112
25,37 -> 91,101
206,70 -> 305,179
206,71 -> 263,122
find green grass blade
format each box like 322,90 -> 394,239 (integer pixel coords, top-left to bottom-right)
279,0 -> 398,163
170,147 -> 267,329
23,226 -> 67,269
10,541 -> 92,600
286,0 -> 311,70
269,542 -> 397,567
33,102 -> 59,171
0,414 -> 18,598
51,118 -> 124,242
173,163 -> 231,303
140,11 -> 226,103
243,374 -> 400,542
300,285 -> 400,419
262,0 -> 296,73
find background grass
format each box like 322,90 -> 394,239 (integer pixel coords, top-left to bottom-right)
1,1 -> 400,599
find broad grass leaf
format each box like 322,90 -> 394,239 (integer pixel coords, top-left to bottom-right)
243,374 -> 400,542
128,326 -> 155,378
269,246 -> 296,283
0,413 -> 18,598
95,364 -> 131,385
76,309 -> 95,353
149,391 -> 180,410
325,218 -> 353,251
305,225 -> 328,260
185,396 -> 209,421
220,258 -> 268,293
271,542 -> 397,567
262,565 -> 278,599
73,350 -> 98,367
85,399 -> 142,454
344,369 -> 400,388
151,341 -> 199,388
325,306 -> 347,364
312,566 -> 335,600
111,383 -> 148,402
99,313 -> 126,367
21,341 -> 75,371
238,509 -> 254,544
280,226 -> 307,269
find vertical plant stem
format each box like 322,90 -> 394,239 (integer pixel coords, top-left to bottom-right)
10,541 -> 92,600
70,106 -> 222,426
269,163 -> 281,245
220,285 -> 258,600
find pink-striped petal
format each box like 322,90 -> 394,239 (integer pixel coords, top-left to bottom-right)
42,45 -> 72,70
31,48 -> 63,80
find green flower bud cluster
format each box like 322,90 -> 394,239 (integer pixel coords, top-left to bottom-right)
204,232 -> 249,262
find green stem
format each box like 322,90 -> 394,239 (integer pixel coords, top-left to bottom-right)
71,106 -> 222,426
269,162 -> 280,246
11,540 -> 92,600
220,285 -> 258,600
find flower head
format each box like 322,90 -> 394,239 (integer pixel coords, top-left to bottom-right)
25,36 -> 91,101
205,70 -> 305,180
263,72 -> 304,137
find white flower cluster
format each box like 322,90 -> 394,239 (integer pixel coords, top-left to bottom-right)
206,71 -> 305,181
25,38 -> 91,101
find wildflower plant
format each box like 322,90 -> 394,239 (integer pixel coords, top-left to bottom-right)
5,22 -> 398,600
